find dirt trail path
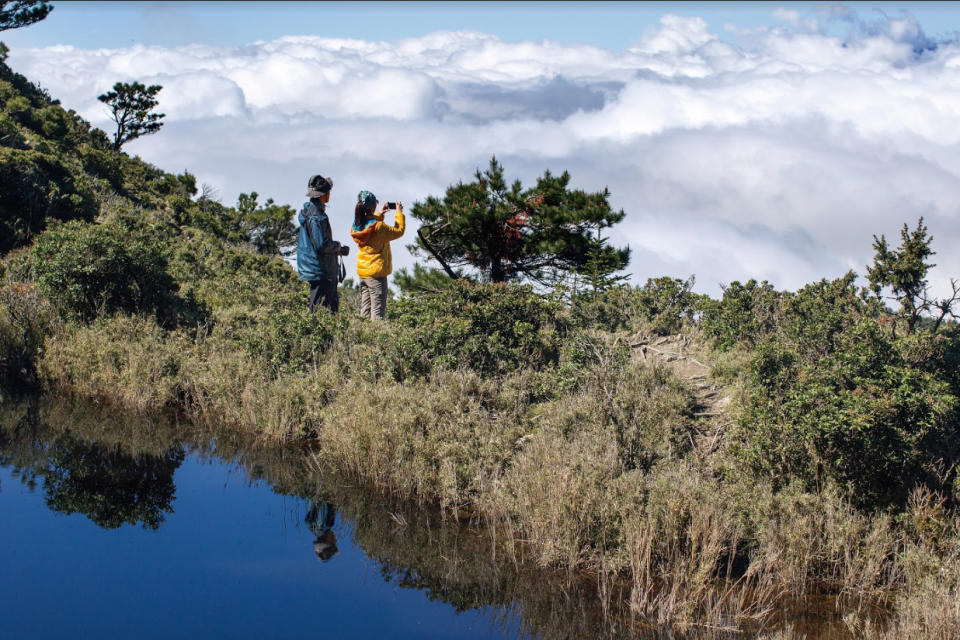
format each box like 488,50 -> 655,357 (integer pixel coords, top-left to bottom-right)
629,333 -> 733,447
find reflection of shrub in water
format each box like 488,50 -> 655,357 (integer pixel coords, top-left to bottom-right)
40,434 -> 184,530
317,477 -> 640,640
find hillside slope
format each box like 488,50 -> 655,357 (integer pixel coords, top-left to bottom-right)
2,54 -> 960,638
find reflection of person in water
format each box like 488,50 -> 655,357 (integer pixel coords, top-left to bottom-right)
306,500 -> 338,562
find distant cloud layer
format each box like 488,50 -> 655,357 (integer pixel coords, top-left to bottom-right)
10,8 -> 960,295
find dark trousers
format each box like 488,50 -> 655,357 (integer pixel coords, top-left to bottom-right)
309,279 -> 339,313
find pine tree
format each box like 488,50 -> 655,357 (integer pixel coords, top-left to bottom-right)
0,1 -> 53,32
235,192 -> 297,256
867,217 -> 959,334
410,156 -> 630,286
577,222 -> 631,294
97,81 -> 165,150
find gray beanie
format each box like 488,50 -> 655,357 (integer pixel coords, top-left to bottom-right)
306,175 -> 333,197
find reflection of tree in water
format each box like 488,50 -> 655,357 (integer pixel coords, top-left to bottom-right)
251,466 -> 636,638
316,485 -> 635,640
2,399 -> 688,638
3,398 -> 632,637
378,561 -> 505,614
41,434 -> 184,530
0,414 -> 187,531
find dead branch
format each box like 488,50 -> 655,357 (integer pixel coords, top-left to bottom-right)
416,227 -> 462,281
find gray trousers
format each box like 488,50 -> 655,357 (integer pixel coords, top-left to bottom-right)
359,277 -> 388,320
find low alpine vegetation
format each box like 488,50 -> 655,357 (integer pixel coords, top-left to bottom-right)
3,48 -> 960,638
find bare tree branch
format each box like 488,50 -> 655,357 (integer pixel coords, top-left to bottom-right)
417,227 -> 461,280
932,278 -> 960,332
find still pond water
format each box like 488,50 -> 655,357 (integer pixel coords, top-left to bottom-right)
0,399 -> 540,639
2,397 -> 844,640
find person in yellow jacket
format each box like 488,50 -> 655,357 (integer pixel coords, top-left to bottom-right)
349,190 -> 405,320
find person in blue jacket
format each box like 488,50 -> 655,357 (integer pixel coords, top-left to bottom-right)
297,174 -> 349,313
306,499 -> 338,563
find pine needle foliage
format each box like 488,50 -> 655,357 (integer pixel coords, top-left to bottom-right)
410,156 -> 629,287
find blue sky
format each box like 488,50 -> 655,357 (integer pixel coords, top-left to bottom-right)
5,2 -> 960,295
4,1 -> 959,50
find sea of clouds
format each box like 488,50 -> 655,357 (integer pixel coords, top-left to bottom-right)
9,7 -> 960,297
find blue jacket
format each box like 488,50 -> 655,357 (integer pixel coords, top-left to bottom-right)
297,201 -> 340,282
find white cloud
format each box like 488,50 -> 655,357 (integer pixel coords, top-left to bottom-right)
771,8 -> 821,34
8,7 -> 960,298
631,15 -> 717,56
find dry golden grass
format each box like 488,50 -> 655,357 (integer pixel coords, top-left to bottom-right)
5,391 -> 960,639
39,315 -> 187,412
19,311 -> 960,637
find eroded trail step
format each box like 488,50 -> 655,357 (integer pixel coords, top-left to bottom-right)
629,333 -> 732,423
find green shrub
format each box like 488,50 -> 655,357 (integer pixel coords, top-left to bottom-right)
0,112 -> 25,148
778,272 -> 881,361
116,156 -> 168,205
386,281 -> 569,380
571,276 -> 705,335
733,275 -> 960,510
166,227 -> 304,312
80,145 -> 123,189
393,264 -> 461,295
4,94 -> 36,129
0,78 -> 13,102
569,285 -> 636,333
570,286 -> 637,332
0,57 -> 59,110
0,147 -> 98,253
149,170 -> 197,198
900,328 -> 960,398
212,304 -> 342,376
0,281 -> 53,393
89,127 -> 112,150
38,105 -> 70,141
32,220 -> 177,322
633,276 -> 704,335
702,278 -> 786,350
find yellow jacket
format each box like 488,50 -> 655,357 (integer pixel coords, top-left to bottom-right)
349,210 -> 405,279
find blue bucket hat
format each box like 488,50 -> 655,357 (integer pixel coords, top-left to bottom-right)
357,190 -> 377,211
